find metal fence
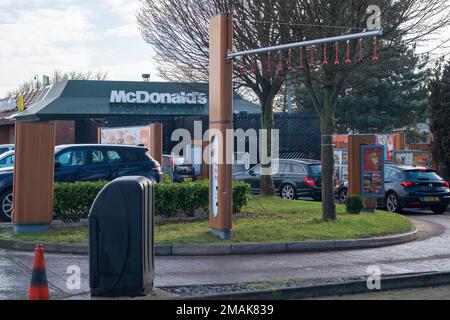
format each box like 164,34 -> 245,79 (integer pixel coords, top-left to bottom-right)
106,113 -> 321,160
234,113 -> 321,160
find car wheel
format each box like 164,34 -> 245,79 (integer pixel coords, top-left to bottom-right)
281,184 -> 296,200
0,189 -> 13,222
338,188 -> 348,205
386,192 -> 403,214
431,206 -> 448,215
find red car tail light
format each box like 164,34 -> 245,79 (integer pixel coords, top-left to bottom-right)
443,181 -> 450,188
401,181 -> 415,188
169,158 -> 177,169
304,177 -> 316,187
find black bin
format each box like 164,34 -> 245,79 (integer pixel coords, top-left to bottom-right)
89,176 -> 154,297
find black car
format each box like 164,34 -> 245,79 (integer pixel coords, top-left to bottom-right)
162,155 -> 197,183
0,144 -> 162,222
336,164 -> 450,214
233,159 -> 322,200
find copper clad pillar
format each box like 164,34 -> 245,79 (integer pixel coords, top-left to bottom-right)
208,14 -> 233,240
13,122 -> 56,233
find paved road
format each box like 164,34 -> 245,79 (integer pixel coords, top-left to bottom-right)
1,208 -> 450,299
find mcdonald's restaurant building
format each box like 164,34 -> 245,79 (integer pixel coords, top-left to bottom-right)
0,80 -> 320,159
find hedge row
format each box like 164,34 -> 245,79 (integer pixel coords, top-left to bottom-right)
54,179 -> 251,223
54,181 -> 107,224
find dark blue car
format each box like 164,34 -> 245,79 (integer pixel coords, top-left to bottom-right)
383,165 -> 450,214
0,144 -> 162,221
336,164 -> 450,214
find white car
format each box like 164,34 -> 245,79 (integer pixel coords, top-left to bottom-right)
0,150 -> 14,169
0,144 -> 14,156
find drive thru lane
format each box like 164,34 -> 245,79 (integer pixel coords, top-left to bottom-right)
0,208 -> 448,299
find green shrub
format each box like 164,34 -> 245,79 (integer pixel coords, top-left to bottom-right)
153,181 -> 209,217
233,180 -> 251,213
345,195 -> 365,214
54,181 -> 107,223
162,173 -> 172,184
54,179 -> 250,222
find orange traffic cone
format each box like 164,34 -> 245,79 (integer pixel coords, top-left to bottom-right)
29,244 -> 49,300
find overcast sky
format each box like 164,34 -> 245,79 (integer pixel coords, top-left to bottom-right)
1,1 -> 449,97
0,0 -> 163,96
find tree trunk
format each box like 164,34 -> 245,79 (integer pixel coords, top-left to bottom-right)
321,90 -> 337,220
260,94 -> 275,196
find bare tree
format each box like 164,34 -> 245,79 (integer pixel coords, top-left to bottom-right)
7,70 -> 108,96
137,0 -> 450,220
51,70 -> 108,83
138,0 -> 292,196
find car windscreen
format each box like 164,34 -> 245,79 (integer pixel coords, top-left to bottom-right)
173,157 -> 191,166
405,170 -> 442,181
309,165 -> 321,175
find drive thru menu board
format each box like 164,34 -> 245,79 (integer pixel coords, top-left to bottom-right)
361,145 -> 385,198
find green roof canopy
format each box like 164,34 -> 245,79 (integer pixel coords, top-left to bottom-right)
14,80 -> 261,121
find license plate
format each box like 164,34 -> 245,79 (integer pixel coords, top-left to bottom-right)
424,197 -> 440,202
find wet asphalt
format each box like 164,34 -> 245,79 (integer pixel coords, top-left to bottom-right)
0,207 -> 449,300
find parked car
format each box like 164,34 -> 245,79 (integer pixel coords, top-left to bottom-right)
0,144 -> 14,156
162,154 -> 196,183
0,150 -> 14,169
336,180 -> 349,205
0,144 -> 162,222
233,159 -> 322,200
336,164 -> 450,214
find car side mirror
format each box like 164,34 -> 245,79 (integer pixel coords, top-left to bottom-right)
55,161 -> 62,169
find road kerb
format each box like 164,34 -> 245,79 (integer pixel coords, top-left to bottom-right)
0,229 -> 418,256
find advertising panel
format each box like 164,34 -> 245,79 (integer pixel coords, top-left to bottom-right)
375,135 -> 396,161
210,135 -> 219,218
360,144 -> 385,198
334,134 -> 396,161
334,150 -> 343,167
101,126 -> 151,150
334,149 -> 348,183
393,151 -> 432,167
